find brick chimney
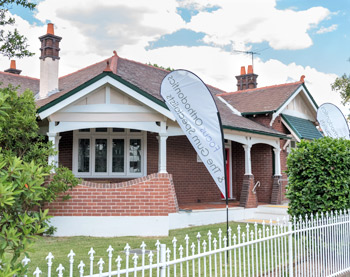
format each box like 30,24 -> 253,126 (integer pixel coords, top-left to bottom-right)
4,60 -> 21,75
38,23 -> 62,99
236,65 -> 258,91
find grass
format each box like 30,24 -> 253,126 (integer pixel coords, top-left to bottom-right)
26,221 -> 245,275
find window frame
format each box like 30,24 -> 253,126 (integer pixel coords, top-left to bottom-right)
73,128 -> 147,178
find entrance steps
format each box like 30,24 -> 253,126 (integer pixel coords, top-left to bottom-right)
241,204 -> 289,224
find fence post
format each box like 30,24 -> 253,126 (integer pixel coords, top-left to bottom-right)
288,221 -> 294,277
160,243 -> 166,277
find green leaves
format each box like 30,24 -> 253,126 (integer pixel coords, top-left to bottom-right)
0,0 -> 36,59
287,137 -> 350,218
0,85 -> 78,275
332,73 -> 350,106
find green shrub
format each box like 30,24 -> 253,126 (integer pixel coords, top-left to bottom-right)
0,85 -> 79,275
286,137 -> 350,218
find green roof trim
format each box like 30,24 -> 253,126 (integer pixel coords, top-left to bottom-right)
281,114 -> 322,140
37,71 -> 167,114
241,110 -> 276,116
301,83 -> 319,109
223,125 -> 289,139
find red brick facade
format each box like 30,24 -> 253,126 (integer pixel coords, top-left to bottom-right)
46,173 -> 178,216
56,118 -> 291,210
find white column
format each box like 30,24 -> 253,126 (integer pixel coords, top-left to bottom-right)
273,147 -> 282,176
47,121 -> 60,171
242,144 -> 252,175
157,121 -> 168,173
157,134 -> 168,173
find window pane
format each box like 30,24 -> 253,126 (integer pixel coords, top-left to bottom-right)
96,128 -> 107,132
112,139 -> 124,172
95,139 -> 107,172
79,128 -> 90,132
129,139 -> 141,173
78,139 -> 90,172
130,129 -> 141,132
113,128 -> 125,132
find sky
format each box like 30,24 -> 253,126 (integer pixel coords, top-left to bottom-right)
1,0 -> 350,114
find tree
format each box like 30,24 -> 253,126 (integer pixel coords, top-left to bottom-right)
332,74 -> 350,106
147,62 -> 174,71
0,0 -> 36,59
0,85 -> 79,275
286,137 -> 350,218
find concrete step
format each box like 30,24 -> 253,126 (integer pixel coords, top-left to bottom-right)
240,204 -> 289,224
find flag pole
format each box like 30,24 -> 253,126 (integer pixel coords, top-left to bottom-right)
217,112 -> 229,239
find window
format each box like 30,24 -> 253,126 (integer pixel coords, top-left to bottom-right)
73,128 -> 147,178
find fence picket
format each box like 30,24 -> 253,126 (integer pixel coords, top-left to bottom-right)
26,209 -> 350,277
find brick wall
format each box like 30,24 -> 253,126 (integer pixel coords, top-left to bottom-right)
46,173 -> 178,216
58,131 -> 73,170
166,135 -> 222,204
231,141 -> 245,201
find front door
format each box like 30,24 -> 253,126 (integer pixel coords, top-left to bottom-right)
221,148 -> 231,199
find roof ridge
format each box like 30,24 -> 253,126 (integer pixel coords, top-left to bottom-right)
0,71 -> 39,81
121,56 -> 171,73
218,81 -> 303,96
59,58 -> 110,79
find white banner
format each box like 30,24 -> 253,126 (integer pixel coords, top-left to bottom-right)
160,70 -> 226,197
317,103 -> 349,139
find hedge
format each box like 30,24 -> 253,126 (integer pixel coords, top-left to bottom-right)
286,137 -> 350,218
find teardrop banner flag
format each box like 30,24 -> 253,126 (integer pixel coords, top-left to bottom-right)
317,103 -> 350,139
160,70 -> 226,197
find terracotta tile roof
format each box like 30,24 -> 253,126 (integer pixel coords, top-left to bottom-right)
219,82 -> 303,114
0,71 -> 39,96
36,59 -> 109,107
0,55 -> 286,137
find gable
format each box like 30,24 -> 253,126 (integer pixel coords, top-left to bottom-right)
282,93 -> 316,121
49,84 -> 165,123
38,72 -> 175,121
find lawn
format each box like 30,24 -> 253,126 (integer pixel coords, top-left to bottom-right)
26,221 -> 246,275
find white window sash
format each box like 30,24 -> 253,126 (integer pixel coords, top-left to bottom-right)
72,129 -> 147,178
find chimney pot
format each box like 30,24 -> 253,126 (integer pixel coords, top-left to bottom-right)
300,75 -> 305,82
247,65 -> 253,74
47,23 -> 54,35
10,60 -> 16,69
4,60 -> 21,75
236,65 -> 258,91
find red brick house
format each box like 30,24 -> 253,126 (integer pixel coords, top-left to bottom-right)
0,24 -> 322,236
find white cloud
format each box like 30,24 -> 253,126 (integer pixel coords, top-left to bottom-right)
316,24 -> 338,34
0,0 -> 343,115
124,45 -> 340,112
185,0 -> 330,50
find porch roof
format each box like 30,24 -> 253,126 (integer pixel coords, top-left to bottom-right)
281,114 -> 323,140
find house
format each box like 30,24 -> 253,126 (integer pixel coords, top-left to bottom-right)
0,24 -> 322,236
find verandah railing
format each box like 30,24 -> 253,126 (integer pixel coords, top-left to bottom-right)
28,209 -> 350,276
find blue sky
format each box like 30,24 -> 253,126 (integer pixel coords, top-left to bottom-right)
3,0 -> 349,111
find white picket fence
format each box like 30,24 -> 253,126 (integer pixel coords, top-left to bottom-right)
27,209 -> 350,276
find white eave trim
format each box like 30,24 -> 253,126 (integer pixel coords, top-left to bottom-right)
270,85 -> 318,126
217,96 -> 241,116
38,75 -> 175,121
